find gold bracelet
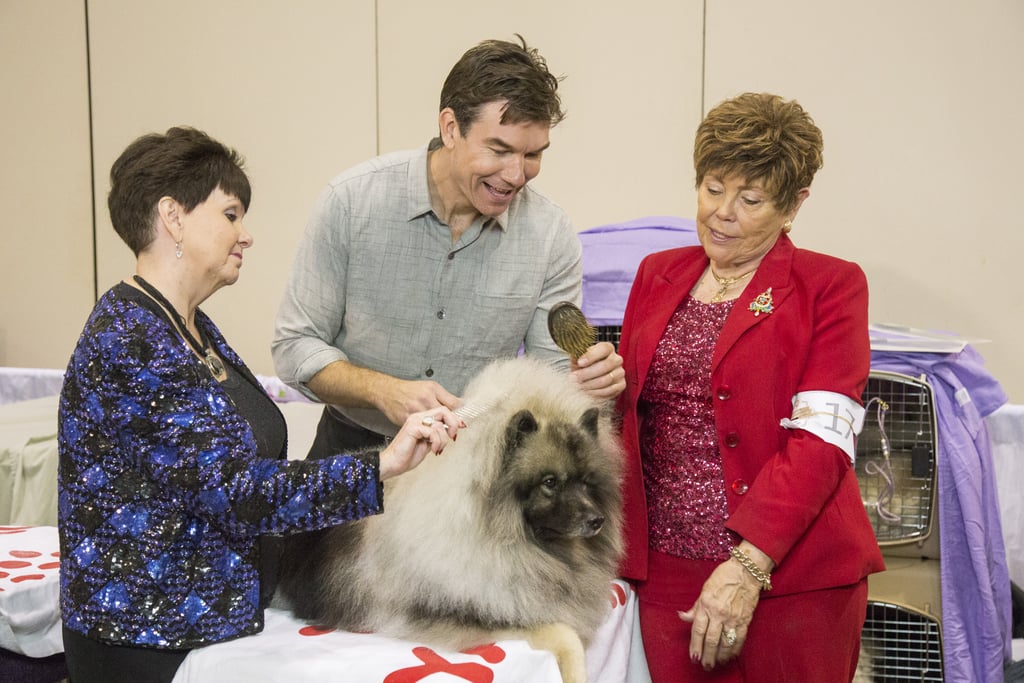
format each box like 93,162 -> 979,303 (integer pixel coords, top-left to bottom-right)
730,546 -> 773,591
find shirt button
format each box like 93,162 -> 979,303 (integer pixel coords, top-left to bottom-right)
425,368 -> 434,377
724,432 -> 740,448
447,252 -> 455,260
716,386 -> 732,400
436,309 -> 446,320
731,479 -> 749,495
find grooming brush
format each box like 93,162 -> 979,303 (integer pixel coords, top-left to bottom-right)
547,301 -> 597,360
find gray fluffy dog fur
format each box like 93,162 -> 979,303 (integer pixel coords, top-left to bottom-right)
275,357 -> 625,683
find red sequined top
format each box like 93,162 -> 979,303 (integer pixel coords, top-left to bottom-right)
638,295 -> 739,560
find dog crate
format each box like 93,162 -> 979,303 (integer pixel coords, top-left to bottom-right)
860,558 -> 945,682
595,325 -> 622,350
855,370 -> 939,557
857,371 -> 945,682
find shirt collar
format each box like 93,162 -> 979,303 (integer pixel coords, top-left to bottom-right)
406,139 -> 509,231
406,142 -> 434,221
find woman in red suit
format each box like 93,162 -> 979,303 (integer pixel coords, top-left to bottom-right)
617,93 -> 885,682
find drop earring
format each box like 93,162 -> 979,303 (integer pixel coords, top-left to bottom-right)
175,241 -> 183,259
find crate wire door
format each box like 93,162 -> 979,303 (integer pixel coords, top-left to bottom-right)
862,597 -> 944,682
857,371 -> 944,682
862,556 -> 945,682
595,325 -> 622,350
856,371 -> 939,549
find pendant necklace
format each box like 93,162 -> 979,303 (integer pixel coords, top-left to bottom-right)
709,267 -> 756,303
132,275 -> 226,377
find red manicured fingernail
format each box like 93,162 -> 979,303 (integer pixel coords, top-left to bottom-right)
691,652 -> 699,664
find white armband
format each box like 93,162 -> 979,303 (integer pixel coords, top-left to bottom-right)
779,391 -> 865,464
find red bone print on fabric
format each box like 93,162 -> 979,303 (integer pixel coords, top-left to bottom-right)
610,581 -> 627,608
383,644 -> 507,683
0,529 -> 60,591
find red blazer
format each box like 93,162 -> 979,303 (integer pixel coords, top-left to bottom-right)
616,234 -> 885,595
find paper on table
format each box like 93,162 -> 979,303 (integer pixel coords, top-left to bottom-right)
868,323 -> 987,354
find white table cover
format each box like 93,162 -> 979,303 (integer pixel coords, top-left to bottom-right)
0,525 -> 62,657
175,579 -> 650,683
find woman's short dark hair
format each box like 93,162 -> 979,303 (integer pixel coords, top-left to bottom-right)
694,93 -> 823,214
108,126 -> 251,255
439,34 -> 565,135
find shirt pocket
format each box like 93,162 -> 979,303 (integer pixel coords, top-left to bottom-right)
463,291 -> 536,360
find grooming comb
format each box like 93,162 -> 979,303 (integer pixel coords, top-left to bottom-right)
454,400 -> 490,422
547,301 -> 597,360
453,392 -> 509,424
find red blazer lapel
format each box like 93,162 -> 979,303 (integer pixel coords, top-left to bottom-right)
712,235 -> 796,372
629,248 -> 708,398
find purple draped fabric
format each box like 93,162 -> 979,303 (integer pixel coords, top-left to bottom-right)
579,216 -> 698,325
870,346 -> 1012,683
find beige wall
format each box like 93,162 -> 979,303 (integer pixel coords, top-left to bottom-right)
0,1 -> 92,367
703,0 -> 1024,403
85,0 -> 379,374
375,0 -> 704,227
1,0 -> 1021,402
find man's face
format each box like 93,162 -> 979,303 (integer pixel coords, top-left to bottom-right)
442,100 -> 551,218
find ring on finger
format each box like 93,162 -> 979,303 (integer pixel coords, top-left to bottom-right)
421,416 -> 435,427
722,627 -> 738,647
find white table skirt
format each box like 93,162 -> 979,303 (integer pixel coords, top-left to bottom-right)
175,579 -> 651,683
0,525 -> 62,657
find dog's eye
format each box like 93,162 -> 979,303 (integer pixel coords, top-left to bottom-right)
541,476 -> 558,490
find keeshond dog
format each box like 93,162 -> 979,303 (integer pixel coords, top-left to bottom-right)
275,357 -> 624,683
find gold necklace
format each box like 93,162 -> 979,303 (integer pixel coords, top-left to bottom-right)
709,267 -> 756,303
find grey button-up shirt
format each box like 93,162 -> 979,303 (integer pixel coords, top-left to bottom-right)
272,142 -> 580,435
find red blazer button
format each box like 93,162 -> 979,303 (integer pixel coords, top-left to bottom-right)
716,386 -> 732,400
731,479 -> 749,495
724,432 -> 740,448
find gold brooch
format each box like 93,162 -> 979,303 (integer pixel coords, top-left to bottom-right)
749,288 -> 774,316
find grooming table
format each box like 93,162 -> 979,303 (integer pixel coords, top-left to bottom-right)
175,579 -> 650,683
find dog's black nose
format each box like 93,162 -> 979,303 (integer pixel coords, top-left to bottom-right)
586,516 -> 605,534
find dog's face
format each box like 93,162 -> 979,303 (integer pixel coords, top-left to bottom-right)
500,407 -> 621,548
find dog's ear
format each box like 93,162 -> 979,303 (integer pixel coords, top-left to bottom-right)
504,409 -> 539,454
579,407 -> 600,438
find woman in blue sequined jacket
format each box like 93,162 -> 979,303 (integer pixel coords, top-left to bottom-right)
57,127 -> 462,683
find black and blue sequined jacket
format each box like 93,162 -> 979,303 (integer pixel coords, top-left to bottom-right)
58,284 -> 384,649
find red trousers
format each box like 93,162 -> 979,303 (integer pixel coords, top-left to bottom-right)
636,551 -> 867,683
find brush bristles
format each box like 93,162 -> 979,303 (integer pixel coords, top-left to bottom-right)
548,302 -> 597,359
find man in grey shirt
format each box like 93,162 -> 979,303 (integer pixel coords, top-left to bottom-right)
273,35 -> 624,457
